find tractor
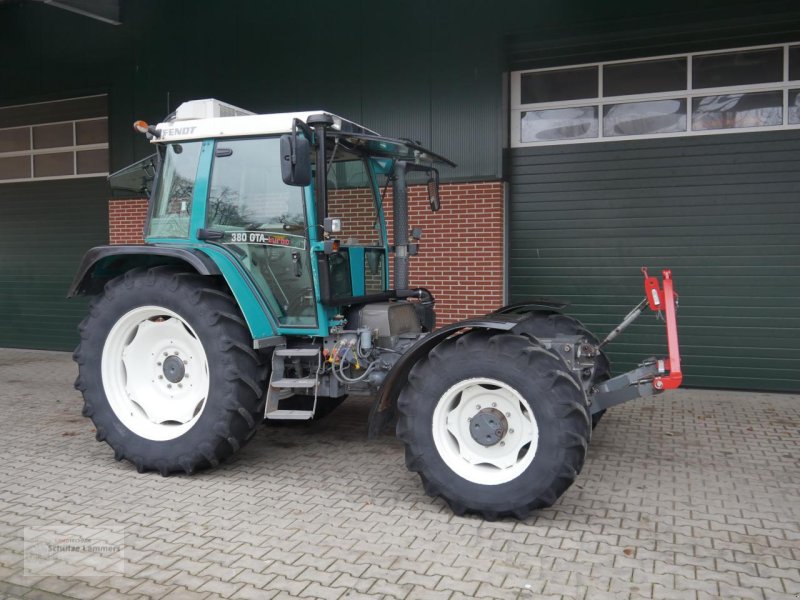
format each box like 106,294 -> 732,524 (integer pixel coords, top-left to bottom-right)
69,99 -> 682,519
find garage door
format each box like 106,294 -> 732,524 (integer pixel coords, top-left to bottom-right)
0,178 -> 109,350
0,96 -> 109,351
509,131 -> 800,392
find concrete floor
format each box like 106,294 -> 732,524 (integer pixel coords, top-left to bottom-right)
0,348 -> 798,600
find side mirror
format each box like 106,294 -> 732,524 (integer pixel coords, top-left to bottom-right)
280,134 -> 311,186
427,168 -> 441,212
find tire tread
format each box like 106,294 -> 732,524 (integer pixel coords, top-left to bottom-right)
73,267 -> 266,476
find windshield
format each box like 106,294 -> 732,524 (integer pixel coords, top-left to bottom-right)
148,142 -> 202,239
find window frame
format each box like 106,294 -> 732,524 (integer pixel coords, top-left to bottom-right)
0,116 -> 109,182
511,42 -> 800,147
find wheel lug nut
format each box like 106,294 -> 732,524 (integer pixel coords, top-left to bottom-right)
476,405 -> 481,410
506,412 -> 511,417
158,375 -> 163,380
167,384 -> 172,389
157,362 -> 162,366
177,383 -> 183,388
500,441 -> 505,447
163,352 -> 168,357
509,429 -> 514,434
492,402 -> 496,407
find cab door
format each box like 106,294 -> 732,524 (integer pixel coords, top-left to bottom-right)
325,156 -> 387,297
205,137 -> 318,328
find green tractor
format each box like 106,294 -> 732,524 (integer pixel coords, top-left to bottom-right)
70,99 -> 682,519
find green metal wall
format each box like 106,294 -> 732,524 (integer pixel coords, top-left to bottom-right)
0,0 -> 505,183
508,131 -> 800,392
0,179 -> 109,350
4,0 -> 800,182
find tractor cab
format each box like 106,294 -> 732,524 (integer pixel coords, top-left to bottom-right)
131,100 -> 451,340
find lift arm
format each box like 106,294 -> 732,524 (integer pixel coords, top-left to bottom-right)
590,268 -> 682,413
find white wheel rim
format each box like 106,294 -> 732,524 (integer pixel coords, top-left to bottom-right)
101,306 -> 210,441
432,378 -> 539,485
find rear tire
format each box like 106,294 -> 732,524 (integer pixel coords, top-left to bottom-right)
396,331 -> 590,519
513,311 -> 610,428
73,267 -> 267,475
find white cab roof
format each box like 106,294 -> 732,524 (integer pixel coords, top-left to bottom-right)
153,104 -> 378,144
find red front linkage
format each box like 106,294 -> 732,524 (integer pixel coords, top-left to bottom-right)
642,268 -> 683,391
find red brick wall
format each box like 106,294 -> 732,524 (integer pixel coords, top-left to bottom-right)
108,199 -> 148,245
107,180 -> 505,326
383,181 -> 505,326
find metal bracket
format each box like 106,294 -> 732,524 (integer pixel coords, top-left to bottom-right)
590,361 -> 661,414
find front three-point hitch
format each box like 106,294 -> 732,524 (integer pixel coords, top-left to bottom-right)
590,268 -> 682,414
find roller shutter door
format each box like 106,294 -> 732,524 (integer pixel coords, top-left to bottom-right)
508,130 -> 800,392
0,179 -> 108,350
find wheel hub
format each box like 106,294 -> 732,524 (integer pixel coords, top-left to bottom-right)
433,378 -> 539,485
162,355 -> 186,383
469,408 -> 508,446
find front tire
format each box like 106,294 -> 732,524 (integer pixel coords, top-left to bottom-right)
73,267 -> 267,475
396,331 -> 590,519
513,311 -> 610,428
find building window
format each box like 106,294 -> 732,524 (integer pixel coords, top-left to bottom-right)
692,48 -> 783,88
520,67 -> 598,104
0,95 -> 108,183
511,43 -> 800,147
790,89 -> 800,124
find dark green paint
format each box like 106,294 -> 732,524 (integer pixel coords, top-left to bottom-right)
0,179 -> 110,351
5,1 -> 799,182
509,130 -> 800,392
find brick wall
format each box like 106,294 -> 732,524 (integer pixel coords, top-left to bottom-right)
107,180 -> 505,326
382,181 -> 505,326
108,199 -> 148,245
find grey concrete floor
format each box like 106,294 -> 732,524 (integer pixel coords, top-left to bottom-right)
0,348 -> 798,600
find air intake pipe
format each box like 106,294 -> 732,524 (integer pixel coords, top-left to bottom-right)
392,161 -> 410,290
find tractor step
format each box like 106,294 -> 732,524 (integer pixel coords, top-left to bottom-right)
266,409 -> 315,420
274,348 -> 320,357
270,378 -> 317,388
265,346 -> 322,420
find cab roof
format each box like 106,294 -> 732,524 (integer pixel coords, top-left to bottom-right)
153,99 -> 377,144
150,99 -> 455,167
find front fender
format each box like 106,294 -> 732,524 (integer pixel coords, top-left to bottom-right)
366,314 -> 528,438
68,245 -> 221,297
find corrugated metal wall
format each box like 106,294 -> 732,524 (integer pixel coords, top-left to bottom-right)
0,0 -> 504,183
508,131 -> 800,392
0,179 -> 109,350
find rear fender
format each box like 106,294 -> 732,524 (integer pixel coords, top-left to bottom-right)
366,314 -> 527,438
492,297 -> 568,314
